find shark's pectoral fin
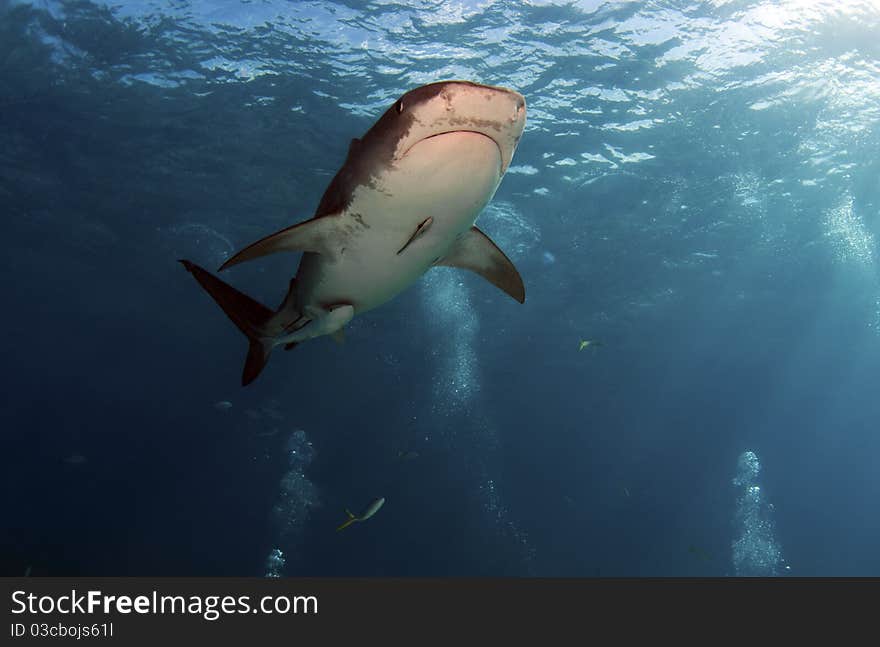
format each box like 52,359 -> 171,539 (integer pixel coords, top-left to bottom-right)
331,327 -> 346,345
219,215 -> 345,271
436,227 -> 525,303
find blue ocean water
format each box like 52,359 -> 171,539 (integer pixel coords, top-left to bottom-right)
2,0 -> 879,577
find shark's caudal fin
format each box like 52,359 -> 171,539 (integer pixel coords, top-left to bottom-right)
336,509 -> 358,532
179,259 -> 276,386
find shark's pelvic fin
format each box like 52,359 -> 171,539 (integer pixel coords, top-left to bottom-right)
179,259 -> 275,386
277,278 -> 298,312
281,304 -> 354,344
219,215 -> 345,271
436,226 -> 525,303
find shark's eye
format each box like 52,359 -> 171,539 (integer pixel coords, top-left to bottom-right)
396,100 -> 404,114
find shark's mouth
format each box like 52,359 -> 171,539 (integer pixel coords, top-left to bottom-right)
400,130 -> 504,171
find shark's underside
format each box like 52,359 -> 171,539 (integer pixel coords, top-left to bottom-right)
180,80 -> 528,385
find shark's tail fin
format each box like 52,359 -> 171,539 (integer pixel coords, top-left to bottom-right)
179,259 -> 275,386
336,509 -> 358,532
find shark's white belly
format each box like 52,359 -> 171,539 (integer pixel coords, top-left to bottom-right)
298,132 -> 503,313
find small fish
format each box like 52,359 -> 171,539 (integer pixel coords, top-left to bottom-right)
213,400 -> 233,411
623,487 -> 630,498
336,497 -> 385,531
397,450 -> 420,461
63,454 -> 87,465
24,566 -> 31,577
578,339 -> 603,351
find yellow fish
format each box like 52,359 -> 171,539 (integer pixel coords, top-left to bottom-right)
336,497 -> 386,531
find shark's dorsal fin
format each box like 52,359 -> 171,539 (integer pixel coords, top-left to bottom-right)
346,138 -> 361,160
436,226 -> 525,303
219,215 -> 345,271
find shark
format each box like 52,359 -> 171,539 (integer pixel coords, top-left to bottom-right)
180,80 -> 527,386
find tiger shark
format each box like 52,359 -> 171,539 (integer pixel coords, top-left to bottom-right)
180,80 -> 527,386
